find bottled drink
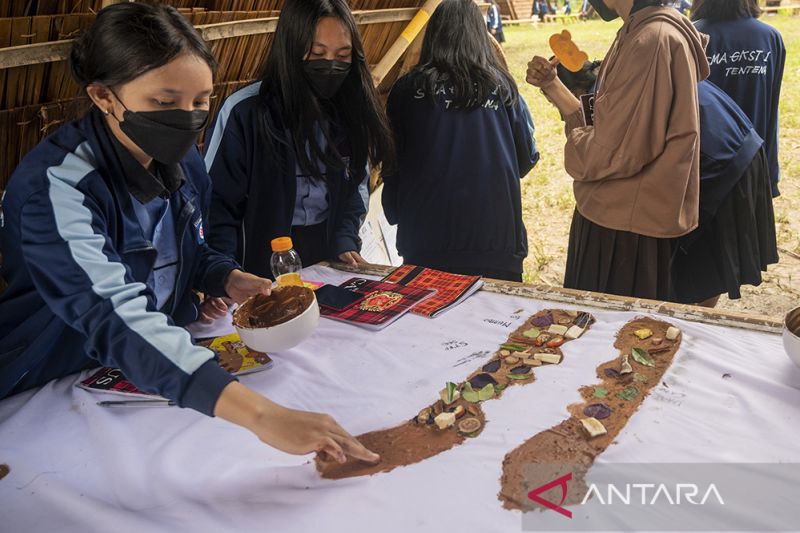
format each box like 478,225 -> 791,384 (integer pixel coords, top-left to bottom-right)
270,237 -> 303,287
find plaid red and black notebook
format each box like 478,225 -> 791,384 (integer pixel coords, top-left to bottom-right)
381,265 -> 483,318
319,277 -> 435,330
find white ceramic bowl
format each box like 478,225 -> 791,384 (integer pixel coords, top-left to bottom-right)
235,292 -> 320,353
783,306 -> 800,369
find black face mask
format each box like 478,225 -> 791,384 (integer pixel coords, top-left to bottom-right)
109,92 -> 209,165
303,59 -> 351,99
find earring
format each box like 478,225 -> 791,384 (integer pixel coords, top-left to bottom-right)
104,109 -> 110,115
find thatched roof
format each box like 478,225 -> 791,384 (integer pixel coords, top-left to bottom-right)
0,0 -> 441,188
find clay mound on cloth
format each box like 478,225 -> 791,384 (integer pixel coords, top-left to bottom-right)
499,316 -> 683,512
317,309 -> 596,480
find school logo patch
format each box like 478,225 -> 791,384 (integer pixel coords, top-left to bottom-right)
193,215 -> 205,242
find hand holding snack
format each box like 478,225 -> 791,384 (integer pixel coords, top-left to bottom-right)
526,56 -> 558,88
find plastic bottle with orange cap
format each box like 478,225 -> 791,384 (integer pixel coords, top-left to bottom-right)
270,237 -> 304,287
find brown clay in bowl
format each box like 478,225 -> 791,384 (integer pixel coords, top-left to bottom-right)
233,286 -> 315,329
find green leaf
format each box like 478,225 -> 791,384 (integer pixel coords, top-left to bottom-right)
494,383 -> 508,393
445,382 -> 458,403
631,347 -> 655,368
500,343 -> 528,352
508,373 -> 532,380
617,386 -> 639,401
462,390 -> 480,403
461,382 -> 479,402
593,387 -> 608,398
633,373 -> 648,383
522,327 -> 541,339
478,383 -> 496,401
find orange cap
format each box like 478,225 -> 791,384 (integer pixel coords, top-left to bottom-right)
271,236 -> 293,252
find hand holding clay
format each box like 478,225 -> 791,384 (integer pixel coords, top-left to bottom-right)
526,56 -> 558,89
224,269 -> 272,304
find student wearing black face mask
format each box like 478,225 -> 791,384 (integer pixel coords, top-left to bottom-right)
0,3 -> 379,466
205,0 -> 394,276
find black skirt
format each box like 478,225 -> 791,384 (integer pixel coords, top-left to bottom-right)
671,148 -> 778,303
564,210 -> 674,301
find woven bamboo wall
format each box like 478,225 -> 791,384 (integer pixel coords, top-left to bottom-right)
0,0 -> 426,189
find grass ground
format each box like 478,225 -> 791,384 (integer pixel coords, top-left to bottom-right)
502,15 -> 800,319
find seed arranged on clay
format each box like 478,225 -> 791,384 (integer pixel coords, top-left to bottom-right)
457,417 -> 482,435
500,349 -> 511,357
534,352 -> 562,365
583,403 -> 612,420
558,317 -> 572,326
548,324 -> 569,335
580,417 -> 608,438
604,367 -> 621,379
522,328 -> 541,339
482,359 -> 502,373
666,326 -> 681,341
530,313 -> 554,327
534,333 -> 552,346
620,353 -> 633,374
469,373 -> 497,390
450,405 -> 466,419
510,365 -> 532,375
503,355 -> 520,365
521,357 -> 542,367
416,407 -> 432,424
634,328 -> 653,340
546,335 -> 566,348
574,312 -> 592,328
434,412 -> 456,430
565,325 -> 585,340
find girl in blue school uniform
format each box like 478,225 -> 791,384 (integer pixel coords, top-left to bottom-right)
554,60 -> 778,307
204,0 -> 394,278
693,0 -> 786,197
0,3 -> 377,466
382,0 -> 539,283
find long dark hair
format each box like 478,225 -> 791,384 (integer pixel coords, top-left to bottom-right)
691,0 -> 761,20
70,3 -> 217,89
258,0 -> 393,180
412,0 -> 518,110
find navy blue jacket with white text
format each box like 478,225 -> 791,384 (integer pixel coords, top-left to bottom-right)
0,109 -> 238,415
694,17 -> 785,196
382,75 -> 539,274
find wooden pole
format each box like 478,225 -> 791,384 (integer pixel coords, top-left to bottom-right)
371,0 -> 441,87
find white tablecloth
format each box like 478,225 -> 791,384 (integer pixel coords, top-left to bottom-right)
1,265 -> 799,532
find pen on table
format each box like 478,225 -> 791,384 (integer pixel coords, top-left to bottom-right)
96,399 -> 176,408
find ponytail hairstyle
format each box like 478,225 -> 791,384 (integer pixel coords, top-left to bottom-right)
70,2 -> 217,90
